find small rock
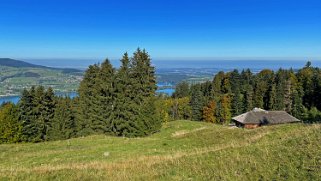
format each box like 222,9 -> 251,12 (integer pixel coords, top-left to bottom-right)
103,152 -> 110,157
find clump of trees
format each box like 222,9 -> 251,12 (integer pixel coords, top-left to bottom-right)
0,49 -> 161,144
157,61 -> 321,124
76,49 -> 161,137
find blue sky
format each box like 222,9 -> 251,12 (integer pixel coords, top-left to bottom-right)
0,0 -> 321,60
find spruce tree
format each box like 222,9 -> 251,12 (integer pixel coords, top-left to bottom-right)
190,85 -> 204,121
212,71 -> 224,97
172,81 -> 189,98
230,70 -> 243,116
243,84 -> 254,112
297,64 -> 314,109
291,86 -> 305,119
48,97 -> 76,140
111,53 -> 134,136
267,84 -> 276,110
77,64 -> 101,136
219,94 -> 232,124
253,69 -> 274,109
18,87 -> 40,142
42,87 -> 56,140
97,59 -> 115,133
128,48 -> 160,136
0,103 -> 21,143
274,69 -> 286,110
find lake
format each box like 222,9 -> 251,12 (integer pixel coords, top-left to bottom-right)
0,92 -> 78,105
156,88 -> 175,95
0,96 -> 21,105
0,90 -> 174,105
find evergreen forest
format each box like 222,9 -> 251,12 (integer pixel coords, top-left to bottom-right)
158,61 -> 321,124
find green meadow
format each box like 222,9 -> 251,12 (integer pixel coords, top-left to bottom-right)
0,120 -> 320,180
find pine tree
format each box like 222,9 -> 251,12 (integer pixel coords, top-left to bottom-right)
18,87 -> 40,142
128,49 -> 160,136
212,71 -> 224,97
172,81 -> 189,98
275,69 -> 286,110
17,86 -> 56,142
97,59 -> 115,133
190,86 -> 204,121
297,64 -> 314,109
291,86 -> 305,119
177,97 -> 192,120
222,74 -> 232,94
200,81 -> 213,98
312,70 -> 321,110
240,69 -> 253,112
253,69 -> 274,109
243,84 -> 254,112
231,89 -> 243,116
77,64 -> 101,136
0,103 -> 21,143
220,94 -> 232,124
42,87 -> 56,140
267,84 -> 276,110
112,53 -> 134,136
230,70 -> 243,116
48,97 -> 76,140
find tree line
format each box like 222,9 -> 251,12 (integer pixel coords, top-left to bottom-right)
157,62 -> 321,124
0,49 -> 161,144
1,58 -> 321,144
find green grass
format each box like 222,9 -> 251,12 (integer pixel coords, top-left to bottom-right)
0,121 -> 320,180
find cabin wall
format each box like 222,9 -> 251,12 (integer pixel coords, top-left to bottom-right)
244,124 -> 260,129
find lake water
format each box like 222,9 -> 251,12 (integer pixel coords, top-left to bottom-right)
156,88 -> 175,95
0,96 -> 20,105
0,92 -> 78,105
0,90 -> 174,105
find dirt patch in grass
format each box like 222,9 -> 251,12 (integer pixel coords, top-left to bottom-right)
172,127 -> 208,138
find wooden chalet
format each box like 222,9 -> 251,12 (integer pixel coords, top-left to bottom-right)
232,108 -> 301,129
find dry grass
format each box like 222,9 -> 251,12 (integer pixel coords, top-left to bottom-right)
171,126 -> 208,137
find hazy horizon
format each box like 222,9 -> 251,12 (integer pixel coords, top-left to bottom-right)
19,59 -> 321,70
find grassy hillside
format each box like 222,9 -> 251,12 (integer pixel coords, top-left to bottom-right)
0,121 -> 320,180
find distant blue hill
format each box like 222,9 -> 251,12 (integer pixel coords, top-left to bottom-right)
0,58 -> 82,73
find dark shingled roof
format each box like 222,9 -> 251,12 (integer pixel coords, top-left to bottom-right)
232,108 -> 301,125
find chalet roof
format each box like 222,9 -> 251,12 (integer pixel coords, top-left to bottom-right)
232,108 -> 301,125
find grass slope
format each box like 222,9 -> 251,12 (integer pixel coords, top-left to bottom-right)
0,121 -> 320,180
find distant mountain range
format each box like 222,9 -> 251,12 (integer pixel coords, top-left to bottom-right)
0,58 -> 82,73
